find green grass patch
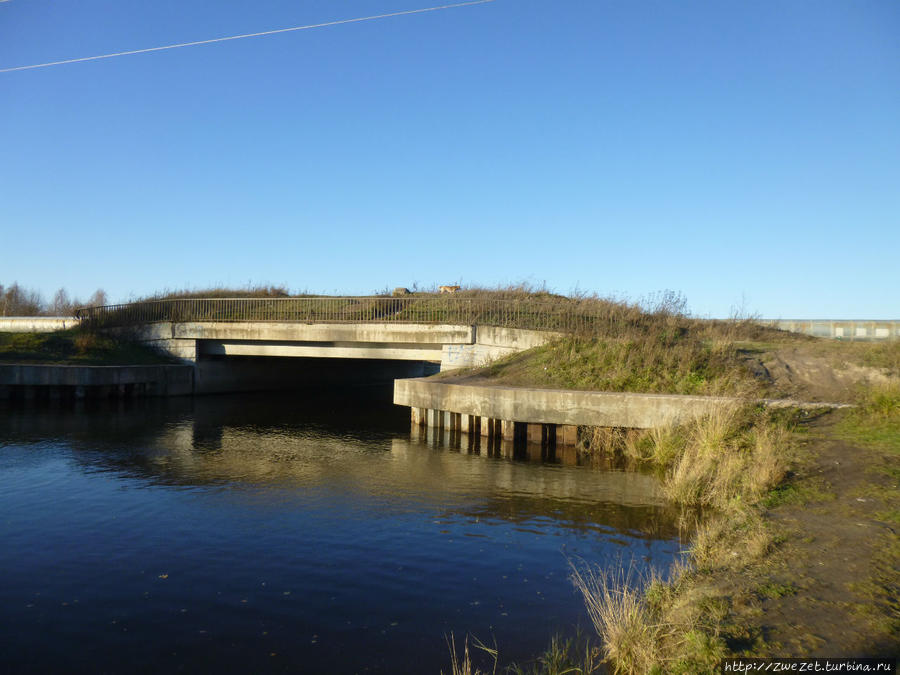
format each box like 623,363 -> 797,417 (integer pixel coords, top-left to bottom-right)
457,336 -> 772,397
762,481 -> 835,508
875,509 -> 900,525
834,385 -> 900,454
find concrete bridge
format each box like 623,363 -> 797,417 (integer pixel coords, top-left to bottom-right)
2,298 -> 565,395
63,296 -> 565,393
133,320 -> 551,394
2,297 -> 896,397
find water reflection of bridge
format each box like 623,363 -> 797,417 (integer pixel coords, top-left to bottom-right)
2,394 -> 684,540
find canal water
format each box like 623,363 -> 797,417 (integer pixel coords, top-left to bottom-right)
0,388 -> 685,673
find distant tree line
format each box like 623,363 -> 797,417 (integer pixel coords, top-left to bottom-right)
0,282 -> 108,317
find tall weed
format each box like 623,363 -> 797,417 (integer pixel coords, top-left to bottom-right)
569,562 -> 660,675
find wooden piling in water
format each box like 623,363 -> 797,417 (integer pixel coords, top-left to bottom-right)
413,408 -> 580,452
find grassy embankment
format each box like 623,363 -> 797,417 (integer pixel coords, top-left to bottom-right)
0,329 -> 175,365
448,384 -> 899,674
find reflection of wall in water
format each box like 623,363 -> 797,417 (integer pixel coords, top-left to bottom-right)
147,424 -> 667,505
0,398 -> 194,443
410,423 -> 584,465
130,423 -> 681,538
389,438 -> 668,509
2,396 -> 684,541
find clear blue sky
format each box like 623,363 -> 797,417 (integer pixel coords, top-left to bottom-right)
1,0 -> 898,318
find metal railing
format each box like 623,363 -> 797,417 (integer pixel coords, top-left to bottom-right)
71,299 -> 900,340
74,297 -> 601,333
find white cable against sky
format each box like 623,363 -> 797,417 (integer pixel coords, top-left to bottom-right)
0,0 -> 496,73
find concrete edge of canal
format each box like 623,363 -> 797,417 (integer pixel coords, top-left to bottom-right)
0,363 -> 195,400
393,377 -> 851,448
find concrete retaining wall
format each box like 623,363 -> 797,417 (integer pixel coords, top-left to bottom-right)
0,364 -> 194,398
441,325 -> 558,370
0,317 -> 80,333
394,378 -> 847,454
394,378 -> 737,430
762,319 -> 899,341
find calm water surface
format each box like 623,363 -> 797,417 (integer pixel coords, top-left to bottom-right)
0,389 -> 685,673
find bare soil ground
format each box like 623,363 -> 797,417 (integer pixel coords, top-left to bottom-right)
709,411 -> 899,657
742,347 -> 894,402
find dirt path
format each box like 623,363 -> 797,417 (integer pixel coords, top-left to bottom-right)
750,347 -> 894,403
720,412 -> 898,657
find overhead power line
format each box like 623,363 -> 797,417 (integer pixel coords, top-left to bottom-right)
0,0 -> 496,73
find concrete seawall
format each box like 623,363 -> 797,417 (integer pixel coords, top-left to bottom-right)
0,364 -> 194,400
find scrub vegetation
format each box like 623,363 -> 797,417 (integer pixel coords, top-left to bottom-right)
131,284 -> 300,300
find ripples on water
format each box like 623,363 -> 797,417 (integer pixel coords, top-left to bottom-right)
0,389 -> 686,673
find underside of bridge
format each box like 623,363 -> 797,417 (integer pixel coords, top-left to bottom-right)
194,354 -> 440,395
196,338 -> 446,362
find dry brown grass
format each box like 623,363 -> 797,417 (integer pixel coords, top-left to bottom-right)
578,404 -> 788,511
570,562 -> 661,675
361,283 -> 799,348
569,408 -> 794,673
664,404 -> 745,508
639,404 -> 788,510
743,423 -> 790,501
135,284 -> 300,301
644,424 -> 686,466
443,634 -> 498,675
570,557 -> 729,675
689,507 -> 773,572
